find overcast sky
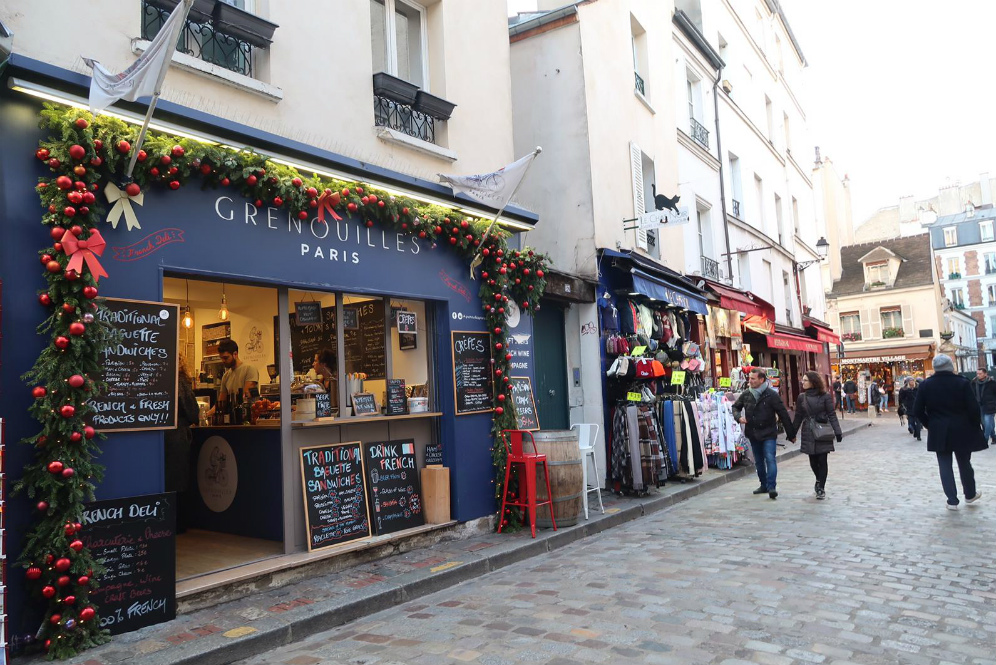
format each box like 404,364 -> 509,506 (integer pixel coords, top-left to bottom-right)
506,0 -> 996,225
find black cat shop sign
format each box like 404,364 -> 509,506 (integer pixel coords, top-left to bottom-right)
635,207 -> 690,229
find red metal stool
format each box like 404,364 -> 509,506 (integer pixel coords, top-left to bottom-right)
498,429 -> 557,538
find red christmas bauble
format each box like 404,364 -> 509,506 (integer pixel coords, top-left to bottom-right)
68,375 -> 86,389
434,226 -> 443,234
57,575 -> 71,587
483,248 -> 491,256
220,177 -> 230,186
365,220 -> 374,228
64,523 -> 75,536
497,394 -> 506,401
63,595 -> 76,605
69,322 -> 86,336
62,467 -> 75,478
495,406 -> 504,415
536,270 -> 544,278
169,180 -> 181,190
50,614 -> 62,626
378,200 -> 386,208
117,140 -> 131,153
60,405 -> 76,418
125,182 -> 141,197
171,145 -> 184,157
80,607 -> 96,622
347,203 -> 358,213
168,166 -> 178,176
200,164 -> 212,175
402,207 -> 410,215
37,501 -> 49,512
273,196 -> 283,206
37,435 -> 48,447
68,224 -> 82,237
82,285 -> 98,299
305,186 -> 318,198
460,220 -> 469,229
149,167 -> 160,177
36,147 -> 50,160
62,303 -> 75,314
137,149 -> 147,162
90,156 -> 103,167
55,177 -> 73,193
368,195 -> 378,203
26,567 -> 42,580
67,191 -> 83,204
74,117 -> 89,129
495,342 -> 503,350
45,555 -> 54,564
70,432 -> 82,443
73,165 -> 86,176
449,237 -> 457,245
54,557 -> 71,572
291,177 -> 303,187
247,175 -> 258,186
48,158 -> 62,170
69,540 -> 84,552
42,585 -> 56,598
77,575 -> 89,585
354,186 -> 363,194
505,353 -> 513,361
33,386 -> 47,399
297,211 -> 308,220
63,206 -> 77,218
159,154 -> 171,165
55,336 -> 70,349
84,425 -> 95,439
65,269 -> 79,281
83,191 -> 96,204
39,293 -> 53,306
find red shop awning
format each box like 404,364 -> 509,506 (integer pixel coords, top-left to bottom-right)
766,331 -> 826,354
804,319 -> 841,345
743,314 -> 774,335
704,280 -> 775,319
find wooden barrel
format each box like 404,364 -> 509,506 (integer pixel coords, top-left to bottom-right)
532,429 -> 583,528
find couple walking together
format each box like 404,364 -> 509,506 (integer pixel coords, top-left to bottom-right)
732,368 -> 841,500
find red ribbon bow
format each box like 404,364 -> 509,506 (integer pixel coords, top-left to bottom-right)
316,191 -> 343,223
62,229 -> 109,283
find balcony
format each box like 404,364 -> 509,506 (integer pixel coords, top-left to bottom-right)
731,199 -> 742,218
374,96 -> 436,144
689,117 -> 710,149
841,331 -> 862,342
141,0 -> 278,78
948,272 -> 962,280
955,302 -> 966,310
700,256 -> 720,280
883,327 -> 905,339
634,71 -> 645,96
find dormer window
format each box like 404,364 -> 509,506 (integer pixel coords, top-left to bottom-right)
981,220 -> 994,242
944,227 -> 958,247
866,260 -> 889,285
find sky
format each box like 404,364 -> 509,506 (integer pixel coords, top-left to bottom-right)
505,0 -> 996,225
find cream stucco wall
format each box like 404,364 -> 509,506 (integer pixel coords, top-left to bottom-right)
826,284 -> 946,359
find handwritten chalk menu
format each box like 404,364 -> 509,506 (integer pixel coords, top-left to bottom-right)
300,442 -> 371,550
275,305 -> 337,376
452,331 -> 493,415
510,376 -> 540,431
352,392 -> 378,416
364,440 -> 424,535
91,298 -> 178,432
425,442 -> 443,466
344,302 -> 386,380
386,379 -> 407,416
295,301 -> 322,325
315,392 -> 332,418
81,492 -> 176,635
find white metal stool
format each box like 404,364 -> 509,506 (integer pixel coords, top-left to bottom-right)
572,423 -> 604,519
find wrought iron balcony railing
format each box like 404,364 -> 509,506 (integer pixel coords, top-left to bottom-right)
689,116 -> 709,149
142,0 -> 257,78
701,256 -> 720,280
731,199 -> 741,218
634,71 -> 645,96
374,95 -> 436,144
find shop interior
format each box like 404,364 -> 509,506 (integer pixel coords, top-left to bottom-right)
163,276 -> 432,580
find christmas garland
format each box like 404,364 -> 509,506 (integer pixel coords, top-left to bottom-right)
17,103 -> 548,659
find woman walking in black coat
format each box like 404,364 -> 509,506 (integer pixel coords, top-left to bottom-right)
913,354 -> 986,510
790,372 -> 843,500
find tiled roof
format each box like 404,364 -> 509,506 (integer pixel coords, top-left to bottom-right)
928,205 -> 996,228
829,234 -> 934,297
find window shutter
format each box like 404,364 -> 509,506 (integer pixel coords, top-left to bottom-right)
901,305 -> 913,336
860,309 -> 872,340
868,308 -> 882,339
630,142 -> 648,250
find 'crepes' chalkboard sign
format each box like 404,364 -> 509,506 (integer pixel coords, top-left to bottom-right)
275,305 -> 337,376
344,302 -> 386,380
81,492 -> 176,634
510,376 -> 540,431
91,298 -> 179,432
451,331 -> 493,415
386,378 -> 407,416
364,439 -> 424,535
300,442 -> 371,551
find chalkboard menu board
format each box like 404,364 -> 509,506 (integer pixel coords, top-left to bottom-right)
275,305 -> 337,376
386,379 -> 407,416
81,492 -> 176,635
315,392 -> 332,418
510,376 -> 540,431
364,440 -> 424,535
295,301 -> 322,324
344,302 -> 386,380
424,442 -> 443,466
300,442 -> 371,551
351,392 -> 378,416
91,298 -> 179,432
451,331 -> 493,415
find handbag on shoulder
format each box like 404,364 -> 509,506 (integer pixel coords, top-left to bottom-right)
804,394 -> 836,442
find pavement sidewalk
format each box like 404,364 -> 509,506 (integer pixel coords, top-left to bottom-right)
22,418 -> 871,665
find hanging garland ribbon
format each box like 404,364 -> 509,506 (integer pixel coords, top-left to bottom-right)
62,228 -> 109,282
316,189 -> 343,223
103,181 -> 144,230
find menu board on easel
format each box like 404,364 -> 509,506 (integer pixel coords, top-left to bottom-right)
509,376 -> 540,431
451,331 -> 493,415
343,302 -> 386,380
363,439 -> 424,535
300,442 -> 371,551
90,298 -> 179,432
81,492 -> 176,634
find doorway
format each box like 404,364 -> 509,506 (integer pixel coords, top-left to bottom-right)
533,303 -> 569,430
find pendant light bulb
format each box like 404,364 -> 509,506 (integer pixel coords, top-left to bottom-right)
219,291 -> 229,321
182,306 -> 194,329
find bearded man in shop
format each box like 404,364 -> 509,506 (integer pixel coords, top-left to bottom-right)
732,368 -> 797,500
217,338 -> 259,404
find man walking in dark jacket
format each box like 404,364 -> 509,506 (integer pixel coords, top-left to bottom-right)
971,367 -> 996,445
732,368 -> 797,499
842,378 -> 858,413
898,378 -> 921,440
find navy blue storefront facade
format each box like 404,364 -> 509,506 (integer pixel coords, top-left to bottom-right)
0,57 -> 538,636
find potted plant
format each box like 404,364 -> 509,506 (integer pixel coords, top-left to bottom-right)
883,327 -> 905,338
842,331 -> 861,342
414,89 -> 457,121
372,72 -> 420,105
213,1 -> 279,48
869,280 -> 886,288
948,272 -> 962,279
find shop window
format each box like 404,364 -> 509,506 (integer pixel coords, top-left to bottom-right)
944,227 -> 958,247
880,308 -> 903,337
840,312 -> 861,342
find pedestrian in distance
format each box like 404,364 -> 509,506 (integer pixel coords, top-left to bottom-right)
842,377 -> 858,413
832,375 -> 843,412
869,380 -> 881,415
788,372 -> 842,500
913,354 -> 986,510
970,367 -> 996,446
898,378 -> 921,440
732,368 -> 797,500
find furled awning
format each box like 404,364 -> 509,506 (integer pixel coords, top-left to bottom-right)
765,331 -> 825,354
702,280 -> 775,319
630,268 -> 709,315
804,319 -> 841,345
742,314 -> 774,335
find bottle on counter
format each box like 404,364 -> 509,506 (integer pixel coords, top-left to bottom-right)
232,389 -> 244,426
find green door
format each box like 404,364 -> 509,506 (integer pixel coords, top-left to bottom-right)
533,303 -> 570,430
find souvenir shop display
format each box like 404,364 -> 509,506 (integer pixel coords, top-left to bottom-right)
695,391 -> 751,469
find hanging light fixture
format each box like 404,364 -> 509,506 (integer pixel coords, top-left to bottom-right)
182,279 -> 194,329
218,282 -> 229,321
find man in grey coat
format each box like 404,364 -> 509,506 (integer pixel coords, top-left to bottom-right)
732,368 -> 797,500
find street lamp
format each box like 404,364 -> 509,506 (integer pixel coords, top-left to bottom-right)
797,237 -> 829,270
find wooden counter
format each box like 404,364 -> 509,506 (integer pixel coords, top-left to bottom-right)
193,412 -> 442,431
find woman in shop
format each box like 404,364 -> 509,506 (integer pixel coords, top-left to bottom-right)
790,371 -> 842,500
165,359 -> 201,533
312,348 -> 338,412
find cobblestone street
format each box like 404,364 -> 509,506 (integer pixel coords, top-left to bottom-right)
235,418 -> 996,665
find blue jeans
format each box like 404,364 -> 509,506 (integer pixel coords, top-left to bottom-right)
983,413 -> 995,443
880,394 -> 888,410
845,394 -> 856,413
936,449 -> 977,506
750,438 -> 778,490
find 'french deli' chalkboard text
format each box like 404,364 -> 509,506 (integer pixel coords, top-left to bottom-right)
300,442 -> 371,550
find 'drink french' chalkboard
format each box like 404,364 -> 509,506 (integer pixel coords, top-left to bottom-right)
364,440 -> 424,535
300,442 -> 371,551
452,331 -> 493,415
510,376 -> 540,431
91,298 -> 179,432
81,492 -> 176,635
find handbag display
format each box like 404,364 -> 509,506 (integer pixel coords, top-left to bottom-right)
804,394 -> 836,442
